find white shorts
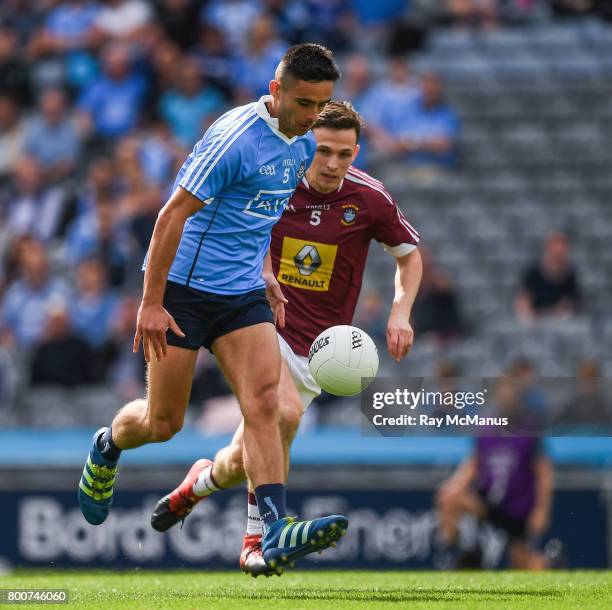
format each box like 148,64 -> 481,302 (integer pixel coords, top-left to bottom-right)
277,333 -> 321,411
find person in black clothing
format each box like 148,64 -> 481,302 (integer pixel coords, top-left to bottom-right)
515,232 -> 580,322
411,246 -> 464,343
30,305 -> 101,387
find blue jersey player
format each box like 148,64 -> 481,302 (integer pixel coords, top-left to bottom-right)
78,44 -> 346,572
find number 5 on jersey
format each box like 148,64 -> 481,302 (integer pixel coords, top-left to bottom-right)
310,210 -> 321,226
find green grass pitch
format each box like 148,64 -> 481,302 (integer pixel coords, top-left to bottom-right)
1,570 -> 610,609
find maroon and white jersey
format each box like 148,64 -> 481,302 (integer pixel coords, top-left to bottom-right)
271,166 -> 420,357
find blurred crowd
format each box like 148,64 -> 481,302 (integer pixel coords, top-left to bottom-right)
0,0 -> 604,418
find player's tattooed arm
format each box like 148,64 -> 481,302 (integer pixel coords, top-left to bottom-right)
262,249 -> 288,328
387,248 -> 422,362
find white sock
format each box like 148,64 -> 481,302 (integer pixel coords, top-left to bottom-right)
192,464 -> 220,497
246,491 -> 263,536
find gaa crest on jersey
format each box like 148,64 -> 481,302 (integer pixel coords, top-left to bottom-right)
341,203 -> 359,226
297,161 -> 306,181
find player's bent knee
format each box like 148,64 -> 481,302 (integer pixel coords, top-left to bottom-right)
149,418 -> 182,443
279,403 -> 302,440
244,386 -> 280,422
228,442 -> 246,475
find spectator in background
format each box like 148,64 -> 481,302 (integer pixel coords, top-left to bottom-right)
0,0 -> 44,51
5,156 -> 70,243
1,237 -> 70,349
373,71 -> 460,171
0,27 -> 31,106
147,38 -> 181,111
111,130 -> 171,255
233,15 -> 287,101
351,0 -> 408,27
29,0 -> 100,58
74,156 -> 118,216
1,233 -> 33,291
69,257 -> 120,351
77,41 -> 147,140
23,88 -> 82,183
105,296 -> 145,399
30,302 -> 101,387
261,0 -> 310,45
0,95 -> 25,182
558,360 -> 612,428
550,0 -> 597,17
28,0 -> 100,91
192,25 -> 238,100
507,358 -> 549,416
353,289 -> 388,346
515,232 -> 581,322
411,246 -> 464,343
335,54 -> 377,119
65,197 -> 131,287
334,54 -> 378,168
202,0 -> 262,53
136,120 -> 184,188
92,0 -> 153,46
154,0 -> 202,51
125,186 -> 160,258
367,57 -> 421,158
160,56 -> 225,148
301,0 -> 353,51
445,0 -> 499,29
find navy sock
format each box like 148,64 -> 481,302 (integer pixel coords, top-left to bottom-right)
254,483 -> 287,531
96,426 -> 121,463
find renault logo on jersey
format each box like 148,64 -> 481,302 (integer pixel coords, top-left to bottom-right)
278,237 -> 338,292
341,204 -> 359,226
294,245 -> 321,276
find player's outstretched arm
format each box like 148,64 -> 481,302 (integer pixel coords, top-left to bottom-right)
133,187 -> 202,362
386,248 -> 422,362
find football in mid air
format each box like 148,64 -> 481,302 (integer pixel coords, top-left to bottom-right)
308,325 -> 379,396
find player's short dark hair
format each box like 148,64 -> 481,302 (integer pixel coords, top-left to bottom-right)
312,101 -> 364,141
279,43 -> 341,84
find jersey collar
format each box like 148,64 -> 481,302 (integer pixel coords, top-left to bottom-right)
255,95 -> 298,145
302,174 -> 345,194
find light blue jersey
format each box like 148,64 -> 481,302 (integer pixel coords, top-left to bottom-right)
150,95 -> 315,295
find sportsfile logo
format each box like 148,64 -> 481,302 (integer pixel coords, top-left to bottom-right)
308,335 -> 330,363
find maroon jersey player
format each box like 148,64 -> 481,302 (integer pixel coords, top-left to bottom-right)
271,161 -> 420,358
151,102 -> 423,576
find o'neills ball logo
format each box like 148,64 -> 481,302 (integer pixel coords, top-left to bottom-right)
308,335 -> 330,363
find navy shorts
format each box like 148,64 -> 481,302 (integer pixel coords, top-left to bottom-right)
163,281 -> 274,351
477,490 -> 528,541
